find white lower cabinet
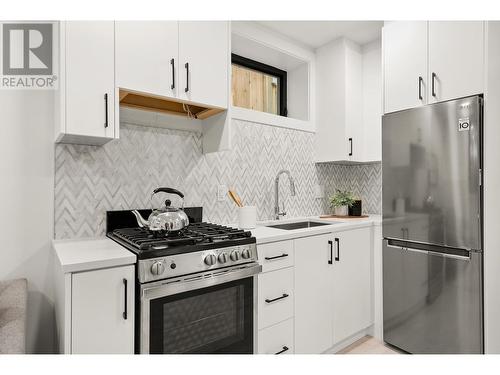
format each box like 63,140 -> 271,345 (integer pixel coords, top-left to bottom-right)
294,228 -> 373,353
294,234 -> 334,353
257,239 -> 296,354
71,265 -> 135,354
331,227 -> 373,344
257,240 -> 294,273
258,267 -> 294,329
258,318 -> 294,354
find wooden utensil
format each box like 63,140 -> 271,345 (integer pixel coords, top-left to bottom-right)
228,189 -> 243,207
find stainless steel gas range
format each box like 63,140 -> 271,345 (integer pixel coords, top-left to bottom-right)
106,208 -> 261,354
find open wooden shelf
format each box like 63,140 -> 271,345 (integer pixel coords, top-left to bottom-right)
119,89 -> 225,120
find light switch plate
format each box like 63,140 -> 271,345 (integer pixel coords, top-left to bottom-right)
217,184 -> 227,202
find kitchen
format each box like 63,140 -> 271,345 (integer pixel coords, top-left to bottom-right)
2,0 -> 500,373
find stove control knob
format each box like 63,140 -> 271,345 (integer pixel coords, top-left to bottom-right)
241,248 -> 251,259
151,261 -> 165,276
204,254 -> 217,266
218,253 -> 228,264
230,251 -> 240,262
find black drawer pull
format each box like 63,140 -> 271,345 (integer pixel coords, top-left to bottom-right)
185,62 -> 189,92
275,346 -> 289,355
328,240 -> 333,264
265,253 -> 288,261
432,72 -> 437,97
265,293 -> 289,304
348,137 -> 353,156
418,76 -> 423,100
122,278 -> 128,320
170,58 -> 175,90
104,93 -> 108,128
335,238 -> 340,262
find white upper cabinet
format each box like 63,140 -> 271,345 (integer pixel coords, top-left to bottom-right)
428,21 -> 484,103
178,21 -> 229,108
115,21 -> 178,98
383,21 -> 427,114
56,21 -> 116,145
315,38 -> 382,163
383,21 -> 485,114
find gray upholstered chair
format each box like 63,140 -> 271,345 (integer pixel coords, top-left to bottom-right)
0,279 -> 27,354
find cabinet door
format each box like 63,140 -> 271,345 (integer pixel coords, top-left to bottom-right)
178,21 -> 229,108
65,21 -> 115,139
115,21 -> 178,98
383,21 -> 428,113
332,227 -> 372,344
71,265 -> 134,354
345,43 -> 364,162
428,21 -> 484,103
294,234 -> 334,353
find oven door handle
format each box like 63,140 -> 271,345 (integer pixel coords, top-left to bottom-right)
141,263 -> 262,300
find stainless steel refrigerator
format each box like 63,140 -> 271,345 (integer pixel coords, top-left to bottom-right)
382,95 -> 483,354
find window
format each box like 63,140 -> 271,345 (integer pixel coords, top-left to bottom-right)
231,54 -> 287,117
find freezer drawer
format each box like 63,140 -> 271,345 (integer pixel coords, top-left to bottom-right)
383,241 -> 483,353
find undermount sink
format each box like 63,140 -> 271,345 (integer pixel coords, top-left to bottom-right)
266,221 -> 337,230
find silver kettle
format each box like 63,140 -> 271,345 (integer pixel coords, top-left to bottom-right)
132,188 -> 189,233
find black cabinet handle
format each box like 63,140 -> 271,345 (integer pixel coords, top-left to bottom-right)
122,278 -> 128,320
275,346 -> 289,355
335,238 -> 340,262
432,72 -> 437,97
171,58 -> 175,90
104,93 -> 108,128
265,253 -> 289,261
328,240 -> 333,265
418,76 -> 423,100
265,293 -> 289,304
348,138 -> 353,156
184,62 -> 189,93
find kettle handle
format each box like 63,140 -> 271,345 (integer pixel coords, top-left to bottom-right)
152,187 -> 185,199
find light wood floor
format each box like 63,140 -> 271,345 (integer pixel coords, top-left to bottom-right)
338,336 -> 401,354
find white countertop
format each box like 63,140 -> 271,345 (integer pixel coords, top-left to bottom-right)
234,215 -> 382,244
52,215 -> 381,272
53,237 -> 136,273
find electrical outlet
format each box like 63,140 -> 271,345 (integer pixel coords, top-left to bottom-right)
217,184 -> 227,202
314,184 -> 325,199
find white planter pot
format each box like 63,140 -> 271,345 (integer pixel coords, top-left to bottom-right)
334,205 -> 348,216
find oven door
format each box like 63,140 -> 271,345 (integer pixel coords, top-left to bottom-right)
140,263 -> 261,354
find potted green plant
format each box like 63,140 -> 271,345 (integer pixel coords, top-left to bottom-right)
329,189 -> 356,216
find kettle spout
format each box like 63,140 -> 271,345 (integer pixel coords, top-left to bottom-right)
132,210 -> 149,228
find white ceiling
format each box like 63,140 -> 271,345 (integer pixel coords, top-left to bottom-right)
257,21 -> 383,49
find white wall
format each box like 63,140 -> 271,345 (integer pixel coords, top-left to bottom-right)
362,39 -> 382,162
0,90 -> 55,353
484,21 -> 500,354
287,63 -> 309,120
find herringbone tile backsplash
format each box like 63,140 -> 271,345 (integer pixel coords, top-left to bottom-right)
54,119 -> 381,239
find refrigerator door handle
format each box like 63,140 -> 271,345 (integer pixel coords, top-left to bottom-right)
386,240 -> 471,261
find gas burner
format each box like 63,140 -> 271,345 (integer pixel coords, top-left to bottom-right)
107,221 -> 254,259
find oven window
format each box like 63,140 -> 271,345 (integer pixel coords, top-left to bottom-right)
149,277 -> 254,354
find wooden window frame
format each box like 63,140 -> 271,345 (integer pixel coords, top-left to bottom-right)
231,53 -> 288,117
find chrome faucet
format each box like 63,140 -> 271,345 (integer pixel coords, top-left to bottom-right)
274,169 -> 296,220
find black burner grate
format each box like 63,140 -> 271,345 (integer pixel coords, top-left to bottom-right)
110,222 -> 251,251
